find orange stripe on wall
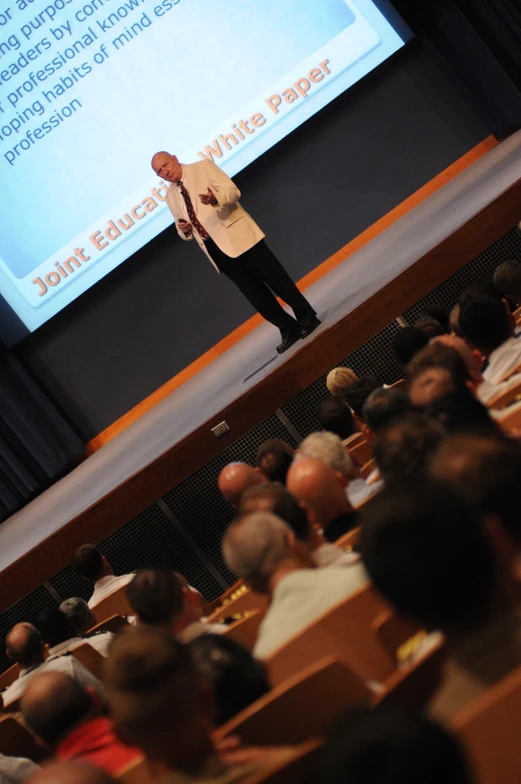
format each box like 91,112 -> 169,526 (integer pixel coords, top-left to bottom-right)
86,135 -> 498,454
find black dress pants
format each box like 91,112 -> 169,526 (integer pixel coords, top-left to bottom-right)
204,237 -> 315,334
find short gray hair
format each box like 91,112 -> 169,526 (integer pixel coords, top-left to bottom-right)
295,432 -> 353,477
222,512 -> 293,593
60,597 -> 92,633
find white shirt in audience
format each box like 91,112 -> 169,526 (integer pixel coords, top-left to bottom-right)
48,637 -> 85,657
483,337 -> 521,385
87,573 -> 134,609
177,620 -> 227,644
477,372 -> 521,404
0,754 -> 39,784
2,654 -> 103,707
253,564 -> 369,660
86,631 -> 114,657
346,477 -> 380,508
312,544 -> 360,568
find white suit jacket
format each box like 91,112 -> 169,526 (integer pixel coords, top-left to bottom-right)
164,159 -> 265,272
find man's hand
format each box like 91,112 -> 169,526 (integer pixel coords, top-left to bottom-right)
199,187 -> 218,206
178,219 -> 192,236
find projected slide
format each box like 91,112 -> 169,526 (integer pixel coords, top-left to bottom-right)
0,0 -> 408,333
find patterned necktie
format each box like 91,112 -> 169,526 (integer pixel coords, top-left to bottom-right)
178,181 -> 209,239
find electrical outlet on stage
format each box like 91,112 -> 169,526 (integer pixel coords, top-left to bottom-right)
211,422 -> 231,439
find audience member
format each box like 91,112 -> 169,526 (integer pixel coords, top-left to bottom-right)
21,673 -> 140,775
422,304 -> 451,334
294,431 -> 379,508
255,439 -> 294,485
459,293 -> 521,385
239,482 -> 359,565
407,342 -> 472,408
189,634 -> 271,727
362,387 -> 412,442
316,396 -> 356,441
414,316 -> 444,339
223,512 -> 368,659
344,376 -> 381,428
326,367 -> 358,397
493,259 -> 521,306
426,389 -> 500,436
71,545 -> 134,610
0,754 -> 39,783
218,462 -> 265,508
104,628 -> 293,782
126,567 -> 226,643
373,412 -> 445,488
429,433 -> 521,557
27,761 -> 114,784
393,327 -> 429,367
319,704 -> 472,784
34,606 -> 85,657
360,481 -> 521,720
2,622 -> 103,708
59,598 -> 114,657
286,458 -> 358,543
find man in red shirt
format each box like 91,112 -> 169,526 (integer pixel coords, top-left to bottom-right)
21,671 -> 141,775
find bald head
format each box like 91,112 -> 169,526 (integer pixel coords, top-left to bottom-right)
22,671 -> 93,747
222,512 -> 309,593
27,761 -> 114,784
218,462 -> 264,507
6,623 -> 43,668
287,457 -> 352,530
434,334 -> 483,382
151,151 -> 182,183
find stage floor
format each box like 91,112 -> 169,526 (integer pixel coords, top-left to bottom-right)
2,130 -> 521,607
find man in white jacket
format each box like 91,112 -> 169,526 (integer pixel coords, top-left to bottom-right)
152,152 -> 319,354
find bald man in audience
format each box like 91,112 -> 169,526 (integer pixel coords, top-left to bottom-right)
27,761 -> 114,784
239,482 -> 360,566
223,512 -> 368,659
22,672 -> 140,775
126,568 -> 226,642
286,458 -> 358,542
294,431 -> 378,509
104,628 -> 292,783
218,462 -> 265,507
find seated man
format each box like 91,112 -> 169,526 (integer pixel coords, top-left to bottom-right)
255,439 -> 294,485
344,376 -> 382,432
71,545 -> 134,610
222,511 -> 368,660
459,292 -> 521,385
59,598 -> 115,657
360,480 -> 521,721
316,396 -> 356,442
126,567 -> 226,643
21,672 -> 140,775
104,627 -> 293,783
393,327 -> 429,368
2,622 -> 104,708
35,606 -> 86,658
217,462 -> 265,508
373,412 -> 445,489
286,458 -> 358,543
362,388 -> 412,444
493,259 -> 521,307
326,367 -> 358,398
294,431 -> 379,508
413,316 -> 444,339
239,481 -> 360,566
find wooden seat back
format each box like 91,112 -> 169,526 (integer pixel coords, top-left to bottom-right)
0,716 -> 48,762
86,614 -> 130,636
71,642 -> 105,679
265,584 -> 394,687
223,610 -> 265,651
390,378 -> 408,391
215,657 -> 369,746
335,527 -> 361,552
92,585 -> 133,623
347,440 -> 372,467
206,588 -> 269,624
452,664 -> 521,784
0,663 -> 20,690
245,739 -> 322,784
209,580 -> 244,611
373,637 -> 445,711
360,459 -> 376,480
498,402 -> 521,435
371,610 -> 425,662
487,381 -> 521,411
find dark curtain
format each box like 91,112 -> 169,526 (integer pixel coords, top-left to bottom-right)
392,0 -> 521,137
0,343 -> 85,522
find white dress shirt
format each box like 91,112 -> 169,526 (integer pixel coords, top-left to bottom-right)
346,477 -> 381,507
177,621 -> 227,644
0,754 -> 39,784
483,337 -> 521,385
312,544 -> 361,568
2,654 -> 104,707
87,573 -> 134,609
253,565 -> 369,660
478,371 -> 521,404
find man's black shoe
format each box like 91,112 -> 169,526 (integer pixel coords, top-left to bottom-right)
276,331 -> 300,354
300,316 -> 321,339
